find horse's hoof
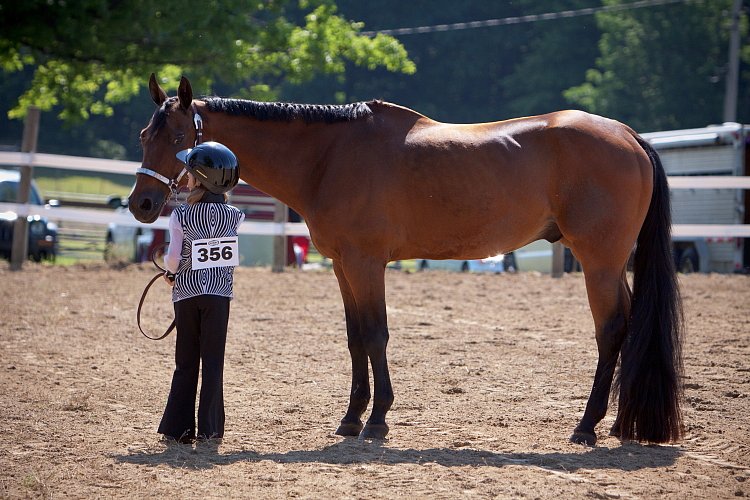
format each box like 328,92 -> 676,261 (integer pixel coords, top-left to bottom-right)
335,421 -> 363,437
359,423 -> 389,440
570,429 -> 597,446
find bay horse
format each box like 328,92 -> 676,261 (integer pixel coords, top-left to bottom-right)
130,74 -> 683,445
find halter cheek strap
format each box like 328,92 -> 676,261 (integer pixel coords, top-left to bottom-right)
192,102 -> 204,145
135,102 -> 204,197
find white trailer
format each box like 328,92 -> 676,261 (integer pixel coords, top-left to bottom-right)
642,123 -> 749,273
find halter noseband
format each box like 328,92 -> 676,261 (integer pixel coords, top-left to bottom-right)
135,102 -> 204,198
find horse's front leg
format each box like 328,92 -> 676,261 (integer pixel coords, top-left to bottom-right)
339,256 -> 393,440
333,261 -> 370,436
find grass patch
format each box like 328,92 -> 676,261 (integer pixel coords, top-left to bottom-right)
50,256 -> 87,266
59,237 -> 105,253
34,167 -> 133,199
21,472 -> 50,497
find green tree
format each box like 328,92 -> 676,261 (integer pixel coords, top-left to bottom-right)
284,1 -> 601,123
501,0 -> 601,117
0,0 -> 414,124
565,0 -> 749,131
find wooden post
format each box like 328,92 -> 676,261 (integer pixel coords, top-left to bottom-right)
723,0 -> 742,123
551,241 -> 565,278
10,107 -> 41,271
272,199 -> 288,273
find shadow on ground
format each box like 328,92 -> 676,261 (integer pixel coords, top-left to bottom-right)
114,438 -> 681,472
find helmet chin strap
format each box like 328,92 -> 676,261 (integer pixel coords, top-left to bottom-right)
135,102 -> 204,199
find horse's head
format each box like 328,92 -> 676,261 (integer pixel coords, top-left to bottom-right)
130,74 -> 199,223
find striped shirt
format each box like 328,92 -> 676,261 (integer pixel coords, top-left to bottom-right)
165,202 -> 245,302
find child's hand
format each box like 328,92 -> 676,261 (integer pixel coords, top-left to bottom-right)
164,272 -> 175,287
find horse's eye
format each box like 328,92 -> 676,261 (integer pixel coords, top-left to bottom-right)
174,135 -> 184,145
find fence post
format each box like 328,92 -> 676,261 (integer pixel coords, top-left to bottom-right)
10,107 -> 41,271
723,0 -> 742,123
551,241 -> 565,278
272,199 -> 287,273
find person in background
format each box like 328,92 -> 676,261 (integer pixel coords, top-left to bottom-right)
160,141 -> 244,444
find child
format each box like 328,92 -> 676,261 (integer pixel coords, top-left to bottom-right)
159,141 -> 244,443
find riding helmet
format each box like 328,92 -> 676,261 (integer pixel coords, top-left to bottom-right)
176,141 -> 240,194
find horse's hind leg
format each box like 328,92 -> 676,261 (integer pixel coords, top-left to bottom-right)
570,264 -> 631,446
333,261 -> 371,437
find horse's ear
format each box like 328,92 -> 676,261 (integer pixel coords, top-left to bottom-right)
178,76 -> 193,111
149,73 -> 167,106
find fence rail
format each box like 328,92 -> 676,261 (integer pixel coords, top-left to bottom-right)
0,151 -> 747,244
0,150 -> 309,236
45,191 -> 113,206
0,202 -> 310,236
0,151 -> 140,175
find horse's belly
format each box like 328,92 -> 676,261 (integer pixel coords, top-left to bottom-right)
393,211 -> 548,261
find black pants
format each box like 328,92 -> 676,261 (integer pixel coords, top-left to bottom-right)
158,294 -> 230,441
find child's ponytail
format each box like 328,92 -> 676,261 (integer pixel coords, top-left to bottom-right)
187,184 -> 209,205
187,183 -> 229,205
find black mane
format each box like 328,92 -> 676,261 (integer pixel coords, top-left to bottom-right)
201,97 -> 373,124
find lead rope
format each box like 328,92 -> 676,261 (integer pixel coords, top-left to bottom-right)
137,243 -> 176,340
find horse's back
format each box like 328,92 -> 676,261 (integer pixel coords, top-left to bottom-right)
393,109 -> 651,206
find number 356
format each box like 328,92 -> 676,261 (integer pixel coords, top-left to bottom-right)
196,246 -> 233,262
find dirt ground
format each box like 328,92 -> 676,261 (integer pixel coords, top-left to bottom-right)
1,263 -> 748,499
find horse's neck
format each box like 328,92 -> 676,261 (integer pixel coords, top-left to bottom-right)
207,113 -> 332,216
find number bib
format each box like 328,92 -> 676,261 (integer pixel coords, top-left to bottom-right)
191,237 -> 240,269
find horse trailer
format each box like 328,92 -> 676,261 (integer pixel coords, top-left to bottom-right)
641,123 -> 749,273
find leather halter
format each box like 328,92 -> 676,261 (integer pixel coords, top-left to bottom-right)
135,102 -> 204,198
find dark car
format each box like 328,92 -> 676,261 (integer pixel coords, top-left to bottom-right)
0,169 -> 58,262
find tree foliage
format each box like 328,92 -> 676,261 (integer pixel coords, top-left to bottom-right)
291,0 -> 747,132
565,0 -> 748,130
0,0 -> 414,123
283,1 -> 601,123
0,0 -> 747,160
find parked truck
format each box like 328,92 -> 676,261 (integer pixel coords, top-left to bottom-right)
641,123 -> 749,273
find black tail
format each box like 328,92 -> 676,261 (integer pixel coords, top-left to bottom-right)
614,136 -> 684,443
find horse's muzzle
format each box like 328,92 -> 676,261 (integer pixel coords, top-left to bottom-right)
129,193 -> 163,223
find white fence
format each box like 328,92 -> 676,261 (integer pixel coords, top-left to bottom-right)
668,175 -> 750,238
0,151 -> 748,239
0,151 -> 309,237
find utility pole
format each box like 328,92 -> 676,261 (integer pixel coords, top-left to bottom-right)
723,0 -> 742,123
10,107 -> 41,271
